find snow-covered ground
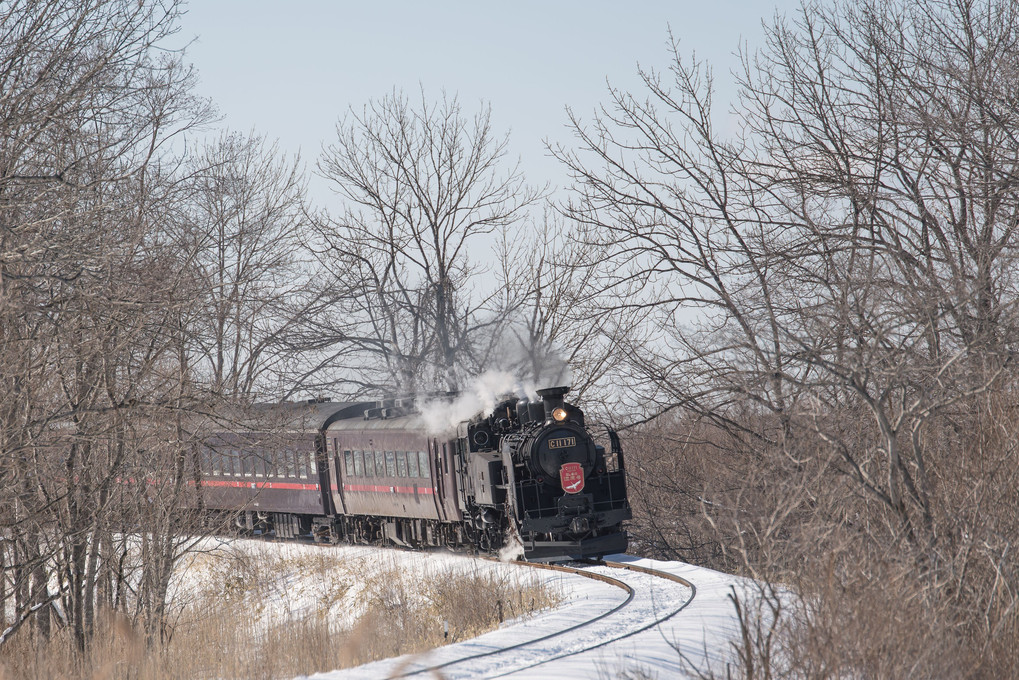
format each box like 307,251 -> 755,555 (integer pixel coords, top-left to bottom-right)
298,552 -> 750,680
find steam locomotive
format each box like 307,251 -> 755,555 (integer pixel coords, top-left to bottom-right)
194,387 -> 630,561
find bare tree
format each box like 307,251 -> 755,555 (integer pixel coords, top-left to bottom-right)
0,0 -> 219,657
483,211 -> 639,408
559,0 -> 1019,673
177,131 -> 314,400
314,90 -> 540,395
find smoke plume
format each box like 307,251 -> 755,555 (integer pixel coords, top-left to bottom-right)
417,370 -> 534,434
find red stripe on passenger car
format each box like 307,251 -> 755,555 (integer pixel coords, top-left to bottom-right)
343,483 -> 435,495
196,480 -> 319,491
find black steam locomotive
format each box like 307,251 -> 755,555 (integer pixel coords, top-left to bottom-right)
193,387 -> 630,561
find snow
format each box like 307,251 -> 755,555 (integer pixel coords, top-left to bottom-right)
293,551 -> 752,680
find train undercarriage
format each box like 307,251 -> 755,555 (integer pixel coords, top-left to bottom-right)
225,505 -> 625,562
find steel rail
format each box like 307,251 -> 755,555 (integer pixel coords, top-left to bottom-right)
484,559 -> 697,678
386,558 -> 636,679
246,536 -> 696,679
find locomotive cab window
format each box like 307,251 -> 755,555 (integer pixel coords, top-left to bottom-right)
396,451 -> 407,477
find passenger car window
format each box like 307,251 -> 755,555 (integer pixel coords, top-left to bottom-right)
396,451 -> 407,477
418,451 -> 429,478
407,450 -> 419,478
344,450 -> 353,475
353,450 -> 364,476
375,451 -> 385,477
385,451 -> 396,477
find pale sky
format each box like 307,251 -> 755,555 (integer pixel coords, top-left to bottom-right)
177,1 -> 806,202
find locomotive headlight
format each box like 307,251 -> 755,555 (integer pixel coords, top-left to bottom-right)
552,407 -> 568,422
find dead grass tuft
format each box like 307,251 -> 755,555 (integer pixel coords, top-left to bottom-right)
0,545 -> 562,680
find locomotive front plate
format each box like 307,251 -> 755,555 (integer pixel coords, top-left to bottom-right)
559,461 -> 585,494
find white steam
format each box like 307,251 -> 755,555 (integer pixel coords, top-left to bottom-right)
417,370 -> 536,434
498,524 -> 525,562
413,324 -> 577,433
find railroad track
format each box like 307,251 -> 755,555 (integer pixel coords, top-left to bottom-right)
381,557 -> 697,680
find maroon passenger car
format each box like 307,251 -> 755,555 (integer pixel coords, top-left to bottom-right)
324,414 -> 462,547
195,400 -> 366,538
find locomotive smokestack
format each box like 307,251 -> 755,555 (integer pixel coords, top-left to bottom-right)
536,386 -> 570,421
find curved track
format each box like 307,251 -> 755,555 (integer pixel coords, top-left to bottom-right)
385,558 -> 696,680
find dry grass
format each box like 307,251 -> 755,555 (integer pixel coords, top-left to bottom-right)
0,544 -> 563,680
630,393 -> 1019,680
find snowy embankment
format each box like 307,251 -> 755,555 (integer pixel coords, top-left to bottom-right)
303,553 -> 749,680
